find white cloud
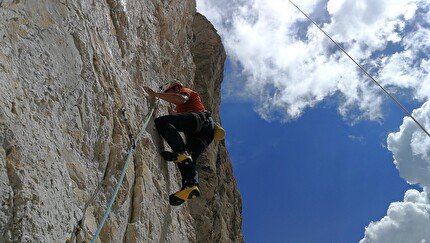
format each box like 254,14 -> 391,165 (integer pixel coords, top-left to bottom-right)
360,101 -> 430,242
197,0 -> 430,122
387,101 -> 430,191
360,190 -> 430,243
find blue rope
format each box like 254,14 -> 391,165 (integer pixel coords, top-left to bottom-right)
91,101 -> 156,243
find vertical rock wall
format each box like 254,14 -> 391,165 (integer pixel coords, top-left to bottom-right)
189,13 -> 244,243
0,0 -> 243,242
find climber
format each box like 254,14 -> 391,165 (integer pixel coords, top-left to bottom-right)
143,80 -> 215,206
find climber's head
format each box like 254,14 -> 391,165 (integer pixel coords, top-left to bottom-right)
163,80 -> 184,93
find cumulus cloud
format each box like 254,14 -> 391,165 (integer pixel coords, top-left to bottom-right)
360,101 -> 430,242
360,190 -> 430,243
197,0 -> 430,122
388,101 -> 430,192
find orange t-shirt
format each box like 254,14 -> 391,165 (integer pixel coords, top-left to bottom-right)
175,87 -> 206,113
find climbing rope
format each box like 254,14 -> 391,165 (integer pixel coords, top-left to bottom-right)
288,0 -> 430,138
73,106 -> 139,241
90,98 -> 156,243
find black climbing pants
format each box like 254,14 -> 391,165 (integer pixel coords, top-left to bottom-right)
155,112 -> 214,186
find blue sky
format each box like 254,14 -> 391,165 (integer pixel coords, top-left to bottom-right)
197,1 -> 430,242
221,73 -> 421,243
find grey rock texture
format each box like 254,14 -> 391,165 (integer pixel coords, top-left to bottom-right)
0,0 -> 243,242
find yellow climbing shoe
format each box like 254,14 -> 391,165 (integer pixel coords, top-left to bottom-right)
160,151 -> 192,165
174,152 -> 192,165
169,185 -> 200,206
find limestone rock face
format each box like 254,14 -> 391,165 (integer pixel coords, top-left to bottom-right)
0,1 -> 243,242
189,13 -> 244,243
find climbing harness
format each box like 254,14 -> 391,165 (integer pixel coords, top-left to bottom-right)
191,111 -> 211,134
88,98 -> 156,243
288,0 -> 430,139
